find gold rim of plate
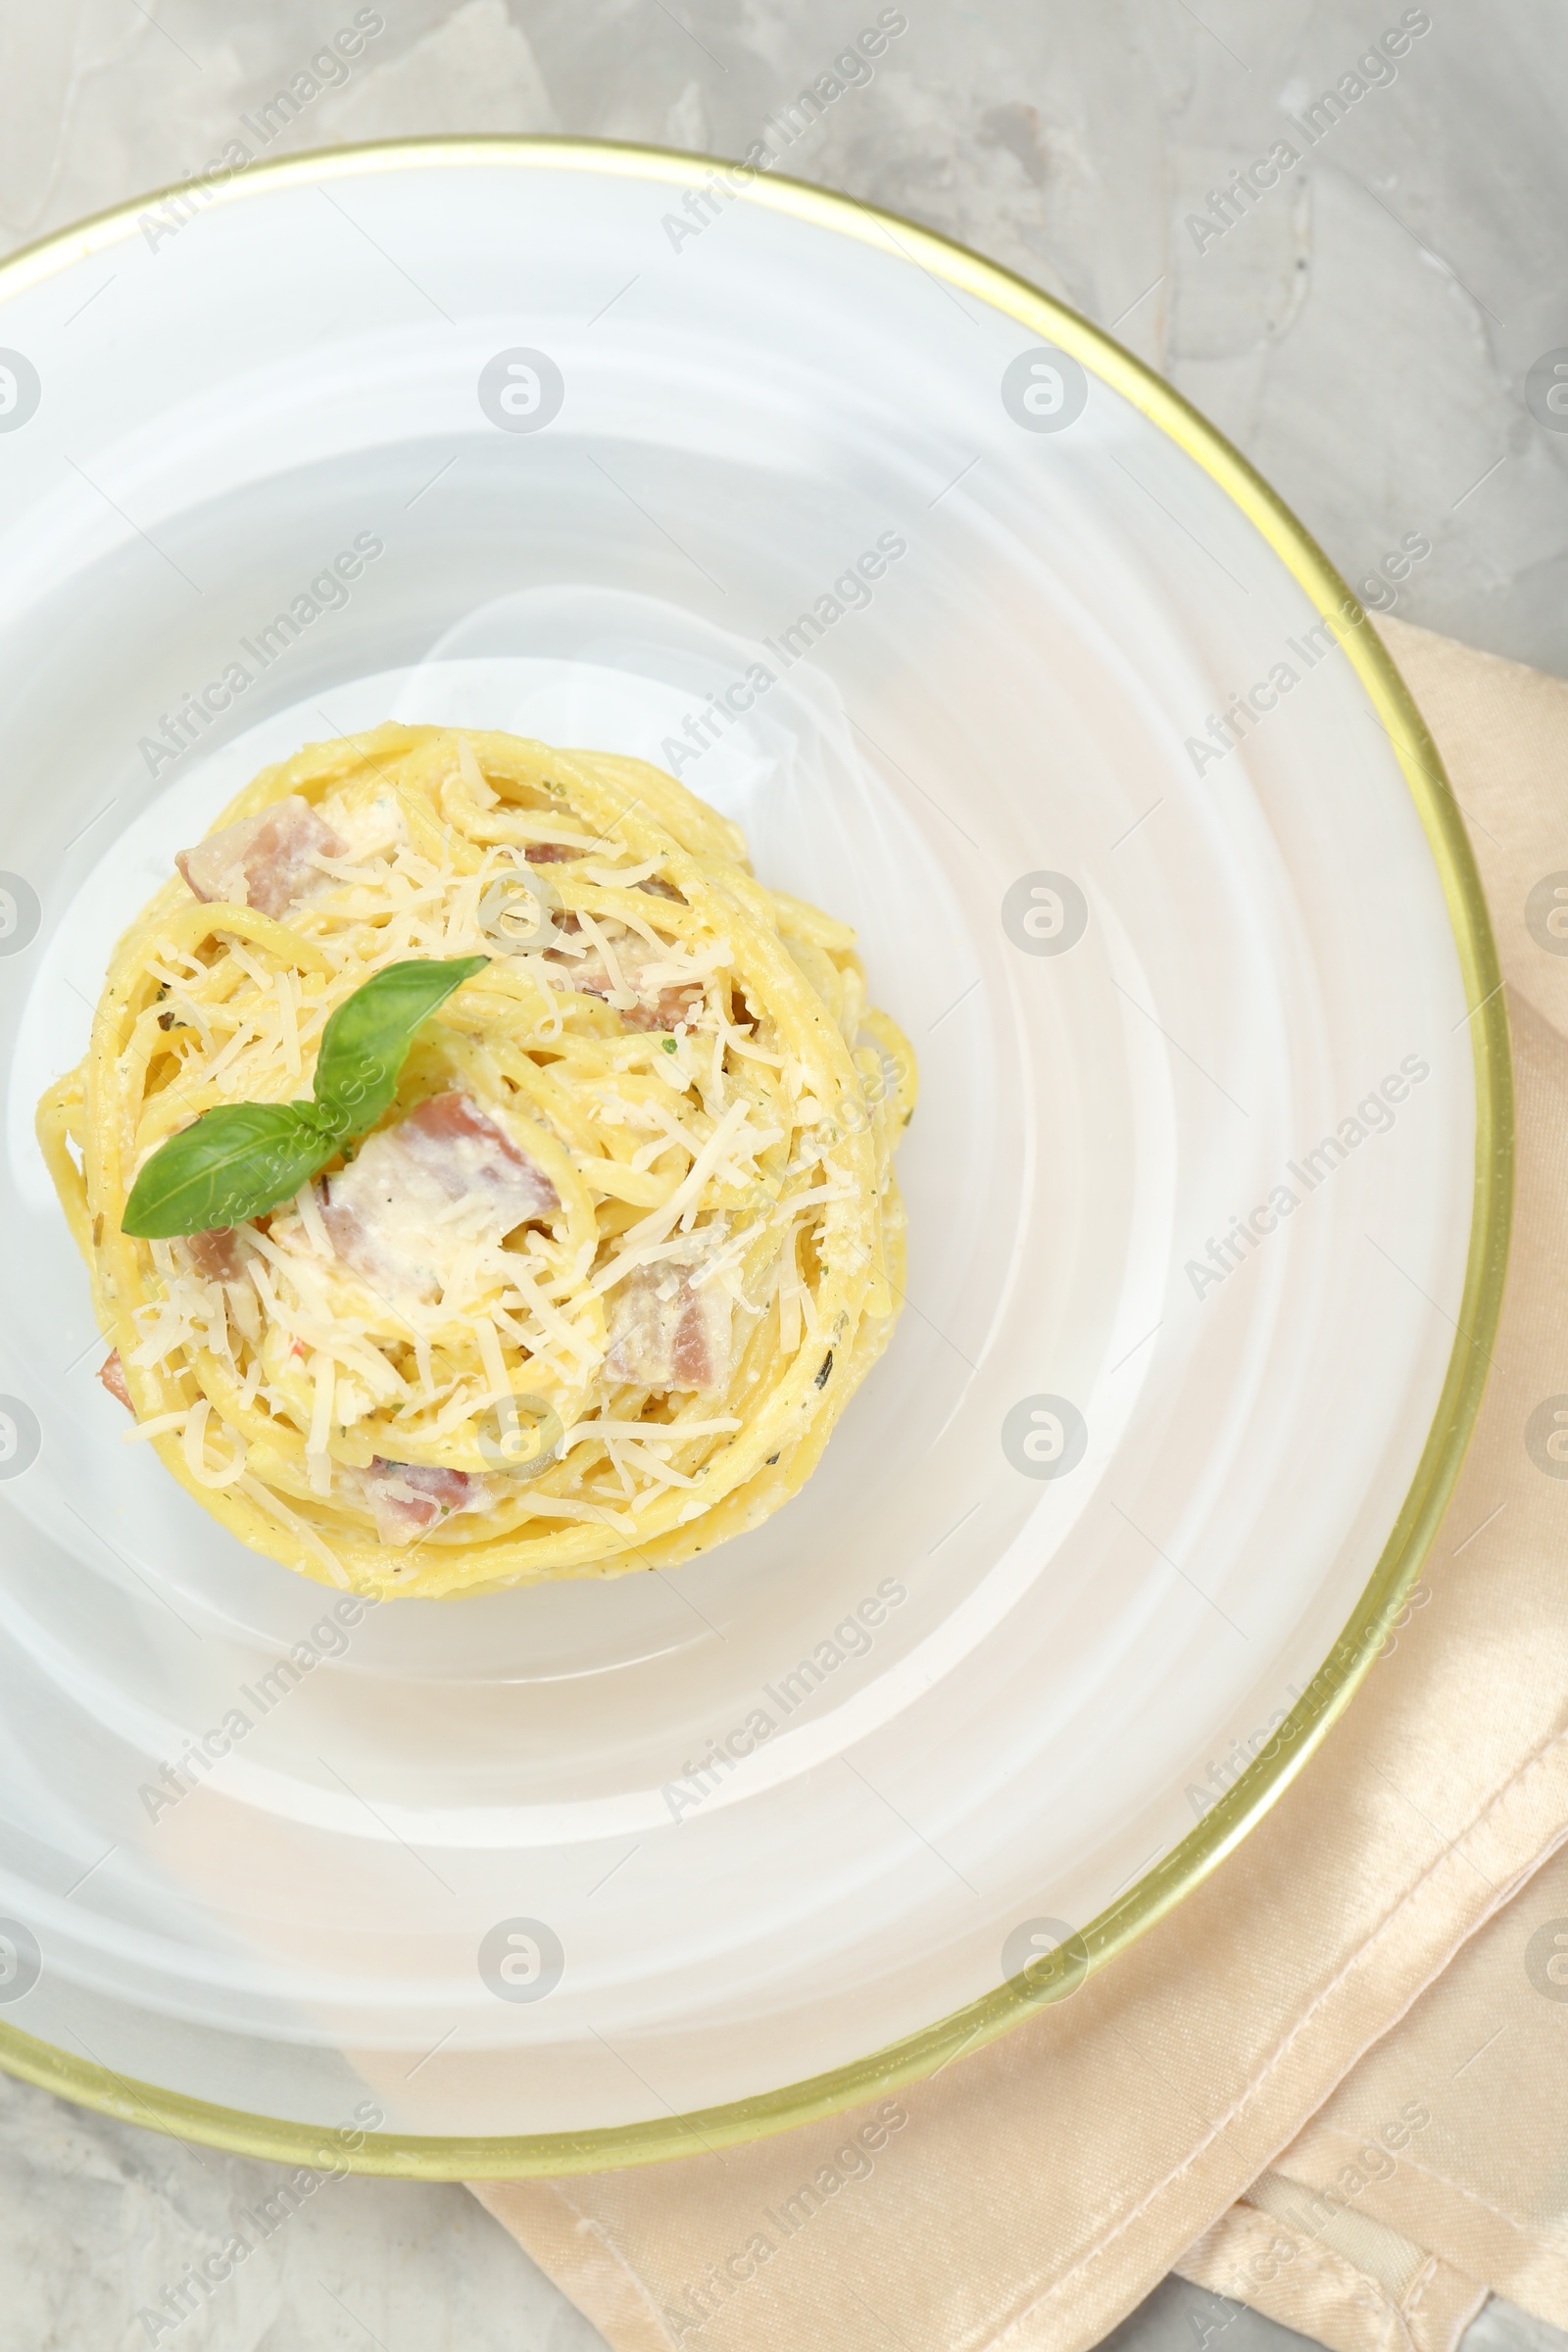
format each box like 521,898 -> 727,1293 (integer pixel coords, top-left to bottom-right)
0,136 -> 1513,2179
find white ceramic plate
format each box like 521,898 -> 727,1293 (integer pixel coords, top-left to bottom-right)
0,142 -> 1505,2170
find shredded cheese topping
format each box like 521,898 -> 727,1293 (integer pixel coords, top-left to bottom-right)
37,725 -> 916,1599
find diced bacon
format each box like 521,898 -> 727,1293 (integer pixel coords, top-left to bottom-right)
524,841 -> 577,863
185,1226 -> 244,1282
362,1456 -> 490,1546
649,987 -> 705,1033
319,1093 -> 558,1302
606,1265 -> 731,1393
564,954 -> 703,1033
397,1093 -> 559,1219
175,796 -> 344,919
98,1349 -> 133,1411
545,913 -> 702,1032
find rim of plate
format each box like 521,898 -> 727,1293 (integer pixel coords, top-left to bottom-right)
0,134 -> 1513,2180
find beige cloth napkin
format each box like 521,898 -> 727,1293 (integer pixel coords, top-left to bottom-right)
470,617 -> 1568,2352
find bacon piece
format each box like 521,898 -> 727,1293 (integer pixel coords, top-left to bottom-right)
175,796 -> 343,918
397,1093 -> 559,1218
606,1265 -> 731,1393
523,841 -> 577,863
546,913 -> 703,1032
319,1093 -> 558,1302
186,1226 -> 244,1282
362,1457 -> 490,1546
98,1350 -> 133,1411
564,954 -> 703,1033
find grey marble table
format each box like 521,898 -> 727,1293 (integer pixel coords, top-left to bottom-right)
2,2 -> 1565,2345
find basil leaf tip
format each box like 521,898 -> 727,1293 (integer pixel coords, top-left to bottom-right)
121,954 -> 489,1239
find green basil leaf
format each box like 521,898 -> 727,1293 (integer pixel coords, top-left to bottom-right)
120,955 -> 491,1239
122,1102 -> 339,1239
311,955 -> 488,1134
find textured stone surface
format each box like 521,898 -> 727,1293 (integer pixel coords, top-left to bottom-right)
1,0 -> 1563,669
1,2 -> 1565,2344
0,2068 -> 603,2349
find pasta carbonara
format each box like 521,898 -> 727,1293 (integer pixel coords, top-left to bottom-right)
37,725 -> 915,1597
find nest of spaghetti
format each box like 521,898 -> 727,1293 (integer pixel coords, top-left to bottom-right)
37,725 -> 916,1598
